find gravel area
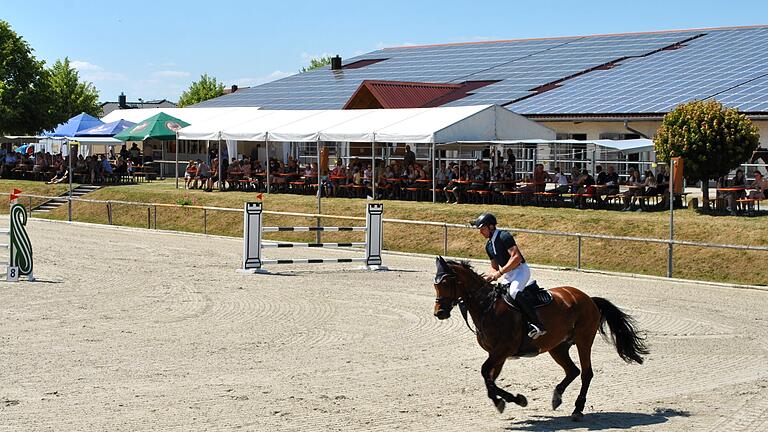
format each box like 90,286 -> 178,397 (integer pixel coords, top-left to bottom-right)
1,219 -> 766,431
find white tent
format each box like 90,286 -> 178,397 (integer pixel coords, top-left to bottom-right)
179,110 -> 277,141
100,107 -> 262,125
179,105 -> 555,143
218,110 -> 325,142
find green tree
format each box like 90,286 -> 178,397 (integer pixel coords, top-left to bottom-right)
300,56 -> 332,73
48,57 -> 101,121
654,100 -> 760,208
177,74 -> 225,107
0,20 -> 55,135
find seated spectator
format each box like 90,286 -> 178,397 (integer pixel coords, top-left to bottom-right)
46,160 -> 69,184
637,170 -> 659,211
604,165 -> 620,195
725,169 -> 747,214
184,160 -> 197,188
206,158 -> 219,191
194,159 -> 210,189
226,160 -> 243,190
621,168 -> 643,211
748,171 -> 766,200
100,155 -> 113,182
575,169 -> 596,209
548,167 -> 570,194
445,165 -> 464,204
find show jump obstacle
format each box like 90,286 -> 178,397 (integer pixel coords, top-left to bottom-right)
2,197 -> 34,282
239,202 -> 386,273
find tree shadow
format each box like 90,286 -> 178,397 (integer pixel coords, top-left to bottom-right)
505,408 -> 690,431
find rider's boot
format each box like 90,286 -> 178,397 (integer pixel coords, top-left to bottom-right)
515,294 -> 547,339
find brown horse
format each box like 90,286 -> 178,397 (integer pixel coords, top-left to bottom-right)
432,256 -> 648,421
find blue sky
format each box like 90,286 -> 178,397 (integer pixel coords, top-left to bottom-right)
2,0 -> 765,103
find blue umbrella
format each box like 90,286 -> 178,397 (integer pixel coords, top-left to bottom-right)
75,119 -> 136,137
44,112 -> 104,137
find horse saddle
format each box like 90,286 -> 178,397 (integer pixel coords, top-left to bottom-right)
498,280 -> 553,309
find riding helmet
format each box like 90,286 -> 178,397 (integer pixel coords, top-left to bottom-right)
472,212 -> 497,228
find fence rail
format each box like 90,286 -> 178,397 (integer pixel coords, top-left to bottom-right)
4,193 -> 767,277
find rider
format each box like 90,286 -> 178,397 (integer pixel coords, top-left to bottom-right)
473,212 -> 547,339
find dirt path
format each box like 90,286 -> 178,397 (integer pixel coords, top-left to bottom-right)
1,220 -> 766,431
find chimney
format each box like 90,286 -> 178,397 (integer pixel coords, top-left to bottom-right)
231,85 -> 238,93
331,55 -> 342,70
118,92 -> 127,108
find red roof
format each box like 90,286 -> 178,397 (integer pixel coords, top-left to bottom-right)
344,80 -> 498,109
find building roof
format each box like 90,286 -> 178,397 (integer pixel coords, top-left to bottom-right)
343,80 -> 497,109
100,99 -> 176,117
195,25 -> 768,116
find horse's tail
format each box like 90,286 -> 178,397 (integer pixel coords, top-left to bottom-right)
592,297 -> 649,364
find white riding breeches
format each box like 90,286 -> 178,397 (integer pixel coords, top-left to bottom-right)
500,262 -> 531,299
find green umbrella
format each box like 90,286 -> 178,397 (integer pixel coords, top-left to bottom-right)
114,112 -> 190,141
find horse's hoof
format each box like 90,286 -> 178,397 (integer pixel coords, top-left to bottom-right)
571,411 -> 584,422
516,394 -> 528,407
494,398 -> 506,413
552,391 -> 562,410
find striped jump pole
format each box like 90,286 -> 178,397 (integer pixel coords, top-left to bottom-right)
2,199 -> 35,282
239,202 -> 385,273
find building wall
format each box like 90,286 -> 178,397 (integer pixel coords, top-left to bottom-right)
540,119 -> 768,148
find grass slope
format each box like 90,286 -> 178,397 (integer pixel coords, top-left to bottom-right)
3,179 -> 766,286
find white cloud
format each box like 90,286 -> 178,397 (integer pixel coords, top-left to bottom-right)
70,60 -> 125,81
153,70 -> 191,78
231,70 -> 294,87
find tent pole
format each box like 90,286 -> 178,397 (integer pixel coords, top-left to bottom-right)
218,138 -> 224,191
317,140 -> 322,244
370,140 -> 376,199
68,140 -> 73,222
265,134 -> 270,194
175,132 -> 179,189
432,143 -> 436,203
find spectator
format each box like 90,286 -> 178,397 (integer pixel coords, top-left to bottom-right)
748,171 -> 766,200
403,145 -> 416,168
129,143 -> 141,164
604,165 -> 620,195
194,159 -> 210,190
725,169 -> 747,215
548,167 -> 570,194
621,168 -> 642,211
532,163 -> 547,193
575,169 -> 596,209
184,160 -> 197,188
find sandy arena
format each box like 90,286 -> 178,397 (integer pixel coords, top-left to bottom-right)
1,219 -> 767,431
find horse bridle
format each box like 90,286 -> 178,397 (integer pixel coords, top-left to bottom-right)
435,274 -> 478,335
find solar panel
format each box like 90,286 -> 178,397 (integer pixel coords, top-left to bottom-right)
509,27 -> 768,114
195,27 -> 768,114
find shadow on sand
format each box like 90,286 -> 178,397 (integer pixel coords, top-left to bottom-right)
505,408 -> 690,431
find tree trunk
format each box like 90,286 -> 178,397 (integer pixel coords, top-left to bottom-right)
701,179 -> 710,209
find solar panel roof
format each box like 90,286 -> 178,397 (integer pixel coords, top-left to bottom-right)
195,26 -> 768,115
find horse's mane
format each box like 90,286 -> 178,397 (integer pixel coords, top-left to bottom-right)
445,259 -> 498,311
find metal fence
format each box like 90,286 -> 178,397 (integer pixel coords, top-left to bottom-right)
7,193 -> 768,279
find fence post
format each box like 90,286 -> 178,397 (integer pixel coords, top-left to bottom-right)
443,224 -> 448,255
107,201 -> 113,225
28,196 -> 33,216
203,208 -> 207,235
147,207 -> 151,229
577,235 -> 582,269
153,205 -> 157,229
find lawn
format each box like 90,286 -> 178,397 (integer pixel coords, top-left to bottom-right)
3,179 -> 766,286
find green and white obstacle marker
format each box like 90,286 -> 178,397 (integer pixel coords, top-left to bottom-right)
3,199 -> 34,282
239,202 -> 386,273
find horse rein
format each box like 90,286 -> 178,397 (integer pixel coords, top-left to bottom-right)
435,275 -> 478,335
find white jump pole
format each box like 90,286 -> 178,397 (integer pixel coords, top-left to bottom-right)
238,202 -> 385,273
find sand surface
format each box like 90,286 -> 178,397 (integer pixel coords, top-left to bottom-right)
1,219 -> 766,431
